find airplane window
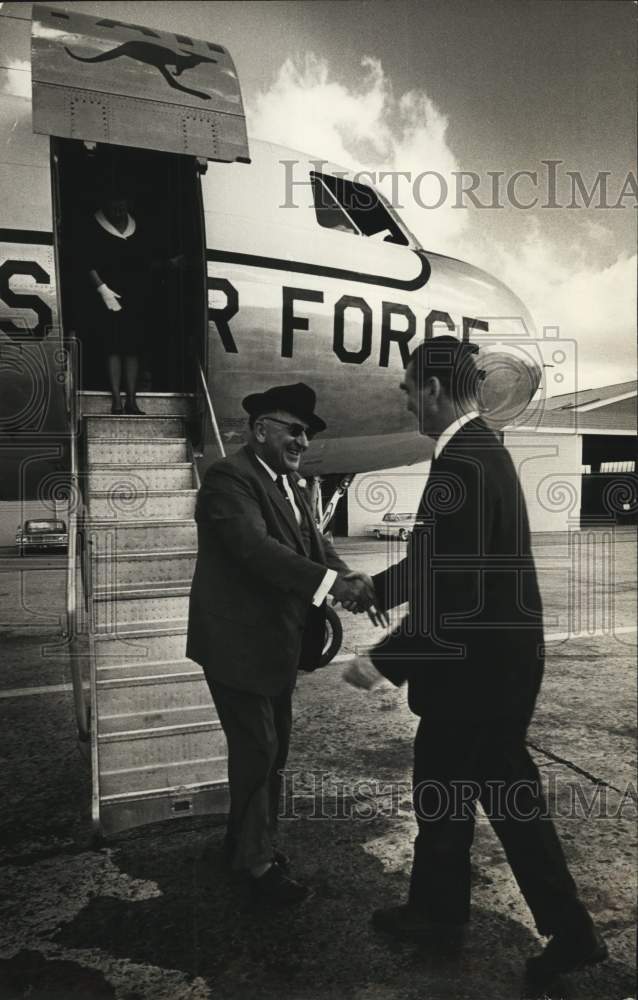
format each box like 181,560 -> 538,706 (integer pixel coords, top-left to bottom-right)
310,175 -> 360,235
311,171 -> 409,246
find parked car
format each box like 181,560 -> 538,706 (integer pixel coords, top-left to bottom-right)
365,512 -> 422,541
16,519 -> 68,555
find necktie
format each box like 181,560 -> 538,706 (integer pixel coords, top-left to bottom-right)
275,475 -> 290,502
275,474 -> 304,529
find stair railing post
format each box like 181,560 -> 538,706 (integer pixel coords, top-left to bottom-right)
63,337 -> 89,741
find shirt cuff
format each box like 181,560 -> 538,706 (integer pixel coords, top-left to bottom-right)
313,568 -> 337,607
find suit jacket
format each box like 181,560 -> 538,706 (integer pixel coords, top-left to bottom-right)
370,418 -> 544,722
187,446 -> 348,695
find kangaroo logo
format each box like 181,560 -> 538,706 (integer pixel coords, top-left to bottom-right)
64,41 -> 218,100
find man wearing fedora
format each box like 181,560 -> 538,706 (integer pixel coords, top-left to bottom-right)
187,382 -> 377,905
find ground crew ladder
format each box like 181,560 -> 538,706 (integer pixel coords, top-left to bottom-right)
79,391 -> 228,838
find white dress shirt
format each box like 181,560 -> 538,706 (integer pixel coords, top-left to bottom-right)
433,410 -> 479,459
254,455 -> 336,606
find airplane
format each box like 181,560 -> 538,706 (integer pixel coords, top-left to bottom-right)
0,2 -> 549,836
0,0 -> 545,500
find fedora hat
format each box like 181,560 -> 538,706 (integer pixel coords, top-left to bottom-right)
242,382 -> 326,434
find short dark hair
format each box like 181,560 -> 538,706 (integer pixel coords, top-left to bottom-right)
408,336 -> 484,403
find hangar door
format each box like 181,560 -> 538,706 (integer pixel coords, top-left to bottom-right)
581,435 -> 637,525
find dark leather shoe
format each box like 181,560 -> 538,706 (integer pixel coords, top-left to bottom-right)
272,848 -> 290,869
372,904 -> 466,945
250,862 -> 310,906
222,835 -> 289,870
526,924 -> 608,984
124,400 -> 145,415
111,401 -> 123,415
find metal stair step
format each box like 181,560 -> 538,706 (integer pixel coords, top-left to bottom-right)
98,675 -> 206,693
100,757 -> 228,800
99,723 -> 227,786
98,780 -> 228,837
93,593 -> 189,629
86,520 -> 197,553
85,415 -> 186,439
94,631 -> 189,665
99,703 -> 215,736
93,547 -> 196,559
87,439 -> 189,464
89,464 -> 194,492
97,658 -> 201,682
79,392 -> 195,417
92,550 -> 196,586
93,581 -> 191,600
88,489 -> 196,521
97,660 -> 206,692
94,617 -> 188,636
95,624 -> 188,638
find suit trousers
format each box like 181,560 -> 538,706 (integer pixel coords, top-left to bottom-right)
208,676 -> 294,871
408,717 -> 589,935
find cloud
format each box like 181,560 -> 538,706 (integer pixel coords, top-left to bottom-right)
248,54 -> 635,392
471,220 -> 636,392
581,218 -> 616,247
247,54 -> 468,253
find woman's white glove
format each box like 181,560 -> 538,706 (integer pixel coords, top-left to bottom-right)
97,284 -> 122,312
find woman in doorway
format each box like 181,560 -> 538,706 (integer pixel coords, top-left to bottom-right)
84,187 -> 151,414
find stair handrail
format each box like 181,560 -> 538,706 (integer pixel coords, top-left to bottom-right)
196,360 -> 226,459
63,339 -> 89,740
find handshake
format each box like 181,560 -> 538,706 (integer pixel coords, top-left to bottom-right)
330,572 -> 389,627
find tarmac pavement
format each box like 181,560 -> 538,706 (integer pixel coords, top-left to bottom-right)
0,532 -> 635,1000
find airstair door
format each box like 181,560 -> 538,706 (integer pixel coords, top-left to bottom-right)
31,3 -> 250,163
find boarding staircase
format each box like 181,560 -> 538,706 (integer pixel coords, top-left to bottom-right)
78,392 -> 228,838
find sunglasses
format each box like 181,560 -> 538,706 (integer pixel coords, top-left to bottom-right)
260,416 -> 315,440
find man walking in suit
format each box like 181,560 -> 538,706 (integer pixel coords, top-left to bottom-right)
187,382 -> 376,905
345,336 -> 606,985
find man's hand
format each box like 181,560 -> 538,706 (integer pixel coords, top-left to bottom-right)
330,571 -> 373,609
343,654 -> 385,690
330,572 -> 389,627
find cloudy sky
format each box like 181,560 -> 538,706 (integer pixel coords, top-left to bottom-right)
46,0 -> 637,391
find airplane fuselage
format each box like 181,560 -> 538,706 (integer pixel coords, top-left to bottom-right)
0,2 -> 540,490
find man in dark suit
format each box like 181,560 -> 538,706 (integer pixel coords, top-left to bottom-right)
187,382 -> 377,905
345,336 -> 606,985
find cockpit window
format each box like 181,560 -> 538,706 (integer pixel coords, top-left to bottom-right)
310,172 -> 409,246
310,175 -> 360,235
